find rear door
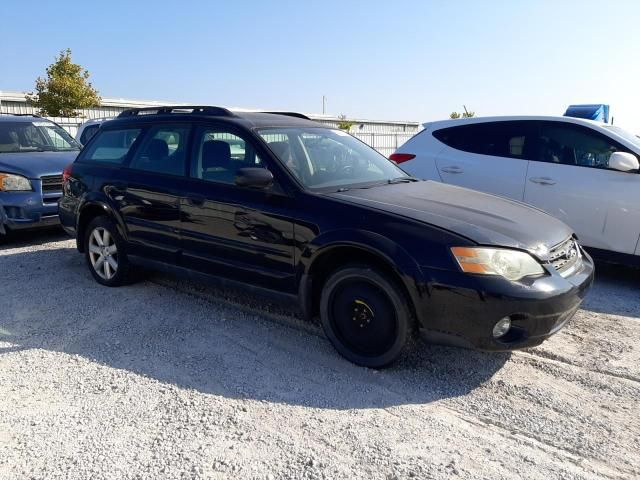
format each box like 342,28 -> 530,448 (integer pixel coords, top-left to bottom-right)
179,124 -> 297,293
115,123 -> 192,262
433,121 -> 536,200
524,120 -> 640,254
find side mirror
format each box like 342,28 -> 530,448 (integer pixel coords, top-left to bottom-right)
609,152 -> 639,172
235,168 -> 274,189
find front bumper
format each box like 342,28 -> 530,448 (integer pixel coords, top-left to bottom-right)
0,190 -> 60,235
417,250 -> 595,351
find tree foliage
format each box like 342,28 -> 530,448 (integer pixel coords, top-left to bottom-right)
450,106 -> 475,119
337,114 -> 355,131
27,49 -> 100,117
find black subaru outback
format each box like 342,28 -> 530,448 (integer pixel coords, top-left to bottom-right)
59,106 -> 593,368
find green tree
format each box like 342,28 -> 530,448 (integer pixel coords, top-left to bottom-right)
27,49 -> 100,117
337,114 -> 354,131
450,105 -> 475,119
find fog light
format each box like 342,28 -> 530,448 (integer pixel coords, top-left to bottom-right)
493,317 -> 511,338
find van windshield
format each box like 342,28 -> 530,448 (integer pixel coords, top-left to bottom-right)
0,121 -> 81,153
258,127 -> 410,191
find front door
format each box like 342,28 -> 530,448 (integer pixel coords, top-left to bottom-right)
524,120 -> 640,254
179,125 -> 296,293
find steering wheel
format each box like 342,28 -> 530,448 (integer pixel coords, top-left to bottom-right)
340,164 -> 355,177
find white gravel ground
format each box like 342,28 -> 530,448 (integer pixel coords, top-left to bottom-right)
0,230 -> 638,480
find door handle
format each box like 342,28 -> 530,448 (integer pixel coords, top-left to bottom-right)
186,195 -> 206,206
529,177 -> 556,185
441,166 -> 464,174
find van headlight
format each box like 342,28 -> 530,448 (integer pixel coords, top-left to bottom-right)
451,247 -> 544,281
0,173 -> 32,192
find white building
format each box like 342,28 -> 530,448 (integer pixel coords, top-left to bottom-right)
0,90 -> 420,156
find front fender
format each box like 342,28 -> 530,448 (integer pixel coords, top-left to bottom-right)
298,229 -> 429,321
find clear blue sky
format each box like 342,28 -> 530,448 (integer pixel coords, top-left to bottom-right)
2,0 -> 639,131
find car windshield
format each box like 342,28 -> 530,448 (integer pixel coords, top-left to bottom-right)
604,125 -> 640,150
257,127 -> 410,190
0,120 -> 81,153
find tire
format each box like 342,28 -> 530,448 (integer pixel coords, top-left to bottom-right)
320,265 -> 413,368
84,216 -> 132,287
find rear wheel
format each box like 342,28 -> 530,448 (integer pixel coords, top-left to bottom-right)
84,216 -> 131,286
320,265 -> 412,368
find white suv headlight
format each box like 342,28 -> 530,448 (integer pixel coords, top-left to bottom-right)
451,247 -> 544,281
0,173 -> 33,192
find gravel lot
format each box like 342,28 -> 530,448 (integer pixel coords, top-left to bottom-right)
0,230 -> 638,480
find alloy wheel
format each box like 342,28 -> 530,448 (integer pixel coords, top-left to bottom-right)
88,227 -> 118,280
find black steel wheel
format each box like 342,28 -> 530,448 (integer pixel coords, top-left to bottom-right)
320,265 -> 412,368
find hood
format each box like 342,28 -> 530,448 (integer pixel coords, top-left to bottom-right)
0,151 -> 79,178
327,181 -> 573,257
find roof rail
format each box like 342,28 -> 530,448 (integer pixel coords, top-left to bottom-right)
117,105 -> 235,118
0,112 -> 41,118
260,111 -> 311,120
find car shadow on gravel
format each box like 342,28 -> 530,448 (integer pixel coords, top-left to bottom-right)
1,243 -> 511,410
0,227 -> 68,250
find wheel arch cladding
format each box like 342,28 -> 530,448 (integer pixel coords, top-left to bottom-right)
300,230 -> 427,325
77,202 -> 125,253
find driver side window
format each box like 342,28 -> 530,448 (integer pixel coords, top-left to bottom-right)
190,128 -> 264,185
538,122 -> 632,170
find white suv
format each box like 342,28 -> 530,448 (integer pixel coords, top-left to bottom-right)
392,116 -> 640,260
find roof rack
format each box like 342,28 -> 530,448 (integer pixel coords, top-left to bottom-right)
0,112 -> 41,117
117,106 -> 235,118
260,111 -> 311,120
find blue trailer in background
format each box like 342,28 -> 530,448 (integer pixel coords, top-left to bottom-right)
564,104 -> 610,123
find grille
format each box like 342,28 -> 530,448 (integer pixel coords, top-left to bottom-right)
41,175 -> 63,193
549,237 -> 581,273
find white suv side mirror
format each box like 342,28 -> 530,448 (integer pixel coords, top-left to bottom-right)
609,152 -> 639,172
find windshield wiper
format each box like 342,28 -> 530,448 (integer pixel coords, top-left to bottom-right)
387,176 -> 420,184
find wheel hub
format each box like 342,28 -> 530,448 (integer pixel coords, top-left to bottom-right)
351,300 -> 375,329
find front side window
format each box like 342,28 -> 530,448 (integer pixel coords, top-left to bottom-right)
433,121 -> 535,160
190,129 -> 263,184
82,128 -> 141,164
129,125 -> 191,176
538,122 -> 628,169
0,121 -> 80,154
257,127 -> 408,190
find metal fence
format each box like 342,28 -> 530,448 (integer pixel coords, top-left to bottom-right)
53,121 -> 415,156
351,132 -> 416,157
0,110 -> 416,156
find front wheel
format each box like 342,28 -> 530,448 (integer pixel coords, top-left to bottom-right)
84,216 -> 131,287
320,265 -> 413,368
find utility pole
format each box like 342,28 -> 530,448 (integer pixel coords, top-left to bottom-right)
322,95 -> 327,115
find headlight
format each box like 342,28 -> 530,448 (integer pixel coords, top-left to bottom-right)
451,247 -> 544,281
0,173 -> 32,192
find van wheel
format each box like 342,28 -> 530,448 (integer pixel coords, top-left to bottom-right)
320,265 -> 412,368
84,216 -> 131,287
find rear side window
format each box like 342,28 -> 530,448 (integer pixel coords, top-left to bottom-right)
433,121 -> 536,160
82,129 -> 141,164
129,125 -> 191,176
